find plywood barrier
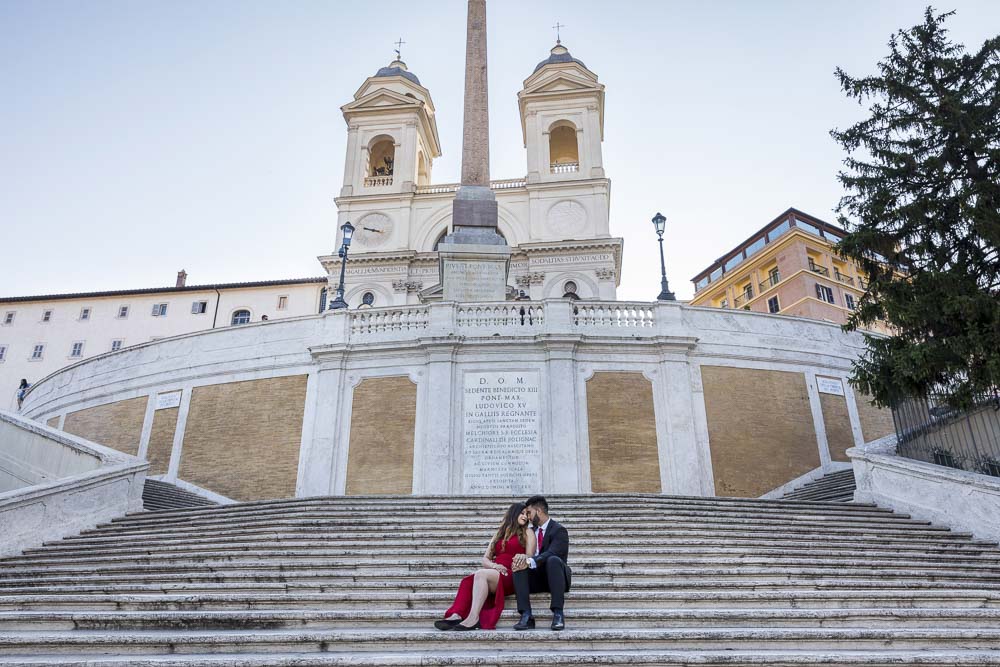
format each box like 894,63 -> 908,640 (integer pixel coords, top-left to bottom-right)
64,397 -> 148,456
819,392 -> 855,462
346,376 -> 417,495
701,366 -> 819,497
586,372 -> 661,493
854,393 -> 896,443
146,407 -> 179,476
45,416 -> 59,429
180,375 -> 308,501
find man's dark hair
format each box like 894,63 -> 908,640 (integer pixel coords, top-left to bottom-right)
524,495 -> 548,513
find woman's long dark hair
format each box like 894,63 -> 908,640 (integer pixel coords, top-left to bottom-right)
489,502 -> 527,556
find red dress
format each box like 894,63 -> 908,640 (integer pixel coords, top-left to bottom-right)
444,533 -> 525,630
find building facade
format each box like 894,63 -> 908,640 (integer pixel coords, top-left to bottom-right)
689,208 -> 885,332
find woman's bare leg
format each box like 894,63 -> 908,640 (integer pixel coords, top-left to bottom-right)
460,569 -> 500,626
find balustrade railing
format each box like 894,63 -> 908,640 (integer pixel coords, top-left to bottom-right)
456,303 -> 544,329
759,272 -> 781,293
550,162 -> 579,174
414,178 -> 526,195
364,176 -> 393,188
835,271 -> 856,286
809,264 -> 830,277
349,307 -> 429,335
573,303 -> 656,328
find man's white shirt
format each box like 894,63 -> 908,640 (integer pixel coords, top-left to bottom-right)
527,519 -> 551,570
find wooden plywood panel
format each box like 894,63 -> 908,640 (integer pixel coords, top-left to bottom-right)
180,375 -> 308,501
701,366 -> 820,497
64,397 -> 148,456
346,376 -> 416,495
854,393 -> 896,443
819,393 -> 855,462
146,407 -> 179,476
586,372 -> 661,493
46,416 -> 59,429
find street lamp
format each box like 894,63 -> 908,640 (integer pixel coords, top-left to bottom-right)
328,221 -> 355,310
652,212 -> 676,301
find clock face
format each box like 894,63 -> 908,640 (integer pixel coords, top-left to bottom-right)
352,213 -> 394,249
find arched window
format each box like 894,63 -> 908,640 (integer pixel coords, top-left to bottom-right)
318,288 -> 328,313
231,309 -> 251,325
360,292 -> 375,308
549,124 -> 579,174
367,137 -> 395,186
562,280 -> 580,300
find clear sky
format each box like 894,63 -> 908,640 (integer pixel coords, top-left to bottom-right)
2,1 -> 998,301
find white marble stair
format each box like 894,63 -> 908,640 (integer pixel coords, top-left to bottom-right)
783,469 -> 857,502
0,494 -> 999,665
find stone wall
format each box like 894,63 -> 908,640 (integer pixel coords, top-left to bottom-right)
146,407 -> 178,476
345,376 -> 417,495
819,392 -> 854,462
701,366 -> 819,497
586,372 -> 660,493
63,397 -> 148,457
179,375 -> 308,501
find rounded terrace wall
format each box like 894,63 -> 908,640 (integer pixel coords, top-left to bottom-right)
22,301 -> 896,501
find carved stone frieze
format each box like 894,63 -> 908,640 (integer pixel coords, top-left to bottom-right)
595,268 -> 617,281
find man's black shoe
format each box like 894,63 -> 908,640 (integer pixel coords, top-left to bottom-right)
513,613 -> 536,630
551,611 -> 565,631
434,618 -> 460,631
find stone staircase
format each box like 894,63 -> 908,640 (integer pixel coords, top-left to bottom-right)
141,479 -> 219,512
1,494 -> 999,665
783,469 -> 857,503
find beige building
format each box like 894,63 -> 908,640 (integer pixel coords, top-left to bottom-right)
689,208 -> 884,332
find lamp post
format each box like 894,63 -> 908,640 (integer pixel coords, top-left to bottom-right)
652,212 -> 676,301
328,221 -> 355,310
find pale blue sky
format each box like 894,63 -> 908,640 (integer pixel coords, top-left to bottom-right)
2,1 -> 998,301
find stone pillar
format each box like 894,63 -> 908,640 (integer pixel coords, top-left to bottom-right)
460,0 -> 490,187
417,342 -> 458,493
543,337 -> 582,492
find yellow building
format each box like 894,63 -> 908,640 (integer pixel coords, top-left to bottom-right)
690,208 -> 883,331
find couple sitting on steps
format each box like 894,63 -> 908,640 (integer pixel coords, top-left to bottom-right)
435,495 -> 572,632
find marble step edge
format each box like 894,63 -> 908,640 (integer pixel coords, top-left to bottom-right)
6,648 -> 1000,667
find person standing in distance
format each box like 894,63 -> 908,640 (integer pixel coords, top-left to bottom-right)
511,495 -> 571,631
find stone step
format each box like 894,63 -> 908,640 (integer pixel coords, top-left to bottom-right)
4,588 -> 999,611
2,627 -> 1000,655
3,607 -> 999,632
3,566 -> 998,591
6,649 -> 1000,666
12,544 -> 998,567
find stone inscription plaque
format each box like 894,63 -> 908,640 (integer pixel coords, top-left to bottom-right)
443,259 -> 507,302
462,371 -> 542,494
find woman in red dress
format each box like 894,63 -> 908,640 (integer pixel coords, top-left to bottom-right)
435,502 -> 536,631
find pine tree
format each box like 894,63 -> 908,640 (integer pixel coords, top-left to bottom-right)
831,7 -> 1000,408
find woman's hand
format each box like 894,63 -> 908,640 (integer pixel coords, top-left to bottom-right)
492,563 -> 509,576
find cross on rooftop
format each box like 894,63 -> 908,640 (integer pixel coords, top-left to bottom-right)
394,37 -> 406,60
552,22 -> 566,44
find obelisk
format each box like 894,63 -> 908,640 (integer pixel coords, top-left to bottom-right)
439,0 -> 511,302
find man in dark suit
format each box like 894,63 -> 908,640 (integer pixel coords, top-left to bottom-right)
511,495 -> 571,631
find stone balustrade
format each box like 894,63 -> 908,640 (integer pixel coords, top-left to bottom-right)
363,175 -> 393,188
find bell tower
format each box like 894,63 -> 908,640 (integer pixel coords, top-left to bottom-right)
518,42 -> 606,184
339,58 -> 441,197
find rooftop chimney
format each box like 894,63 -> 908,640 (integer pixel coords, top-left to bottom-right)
176,270 -> 188,288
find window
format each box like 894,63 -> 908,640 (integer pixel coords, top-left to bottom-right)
191,301 -> 208,314
768,267 -> 780,285
31,344 -> 44,360
117,305 -> 130,319
361,292 -> 375,307
70,342 -> 84,358
709,267 -> 723,282
3,312 -> 14,325
744,236 -> 766,258
42,310 -> 53,322
795,218 -> 823,238
231,309 -> 251,325
767,296 -> 780,313
768,220 -> 791,241
111,339 -> 123,352
0,345 -> 6,362
719,299 -> 729,309
79,307 -> 91,321
845,294 -> 856,310
742,284 -> 753,301
277,295 -> 288,310
723,253 -> 744,272
151,303 -> 168,317
815,284 -> 835,304
318,288 -> 328,313
695,277 -> 709,291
